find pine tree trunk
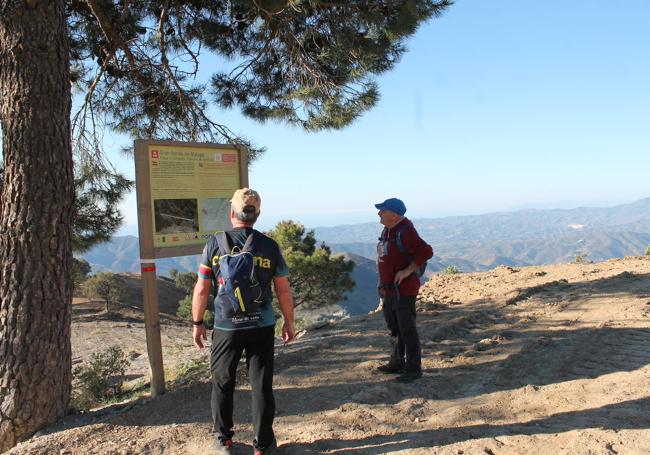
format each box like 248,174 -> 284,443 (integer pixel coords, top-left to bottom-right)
0,1 -> 73,451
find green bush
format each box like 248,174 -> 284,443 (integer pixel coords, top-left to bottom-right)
82,272 -> 124,313
169,269 -> 197,294
73,346 -> 130,409
441,265 -> 460,275
644,245 -> 650,256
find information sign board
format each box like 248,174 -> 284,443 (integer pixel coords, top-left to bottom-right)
135,140 -> 248,259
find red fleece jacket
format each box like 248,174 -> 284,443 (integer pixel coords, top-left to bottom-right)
377,218 -> 433,297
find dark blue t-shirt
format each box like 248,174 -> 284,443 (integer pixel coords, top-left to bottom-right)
198,228 -> 288,330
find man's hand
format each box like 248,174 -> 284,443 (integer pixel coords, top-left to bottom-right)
394,269 -> 409,284
193,324 -> 207,349
282,320 -> 296,344
394,264 -> 416,284
394,261 -> 420,284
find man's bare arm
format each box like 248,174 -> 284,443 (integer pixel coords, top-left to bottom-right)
191,277 -> 211,348
273,276 -> 296,343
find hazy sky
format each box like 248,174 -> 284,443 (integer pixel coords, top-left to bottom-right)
112,1 -> 650,234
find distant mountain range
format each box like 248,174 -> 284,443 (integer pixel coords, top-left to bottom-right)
79,197 -> 650,315
315,197 -> 650,271
81,235 -> 200,276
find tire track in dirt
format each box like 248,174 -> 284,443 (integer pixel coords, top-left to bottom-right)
463,325 -> 650,396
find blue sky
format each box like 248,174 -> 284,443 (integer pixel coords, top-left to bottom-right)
114,1 -> 650,234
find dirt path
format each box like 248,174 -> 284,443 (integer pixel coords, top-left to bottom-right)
7,258 -> 650,454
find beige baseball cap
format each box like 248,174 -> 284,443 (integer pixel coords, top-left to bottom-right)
231,188 -> 261,214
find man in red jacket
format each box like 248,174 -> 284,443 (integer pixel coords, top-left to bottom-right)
375,197 -> 433,383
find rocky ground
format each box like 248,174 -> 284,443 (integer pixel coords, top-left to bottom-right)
7,257 -> 650,454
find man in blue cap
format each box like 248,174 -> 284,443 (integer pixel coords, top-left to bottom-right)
375,197 -> 433,382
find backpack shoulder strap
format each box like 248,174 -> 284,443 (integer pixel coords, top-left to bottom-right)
393,225 -> 410,259
241,231 -> 257,253
215,231 -> 232,255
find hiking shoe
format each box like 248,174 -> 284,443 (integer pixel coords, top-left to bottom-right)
376,362 -> 405,374
253,438 -> 276,454
396,369 -> 423,383
213,437 -> 232,454
254,444 -> 273,454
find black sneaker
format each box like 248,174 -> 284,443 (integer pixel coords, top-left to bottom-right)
213,437 -> 232,454
376,362 -> 405,374
396,369 -> 422,383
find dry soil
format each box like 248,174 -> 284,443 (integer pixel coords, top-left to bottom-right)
7,257 -> 650,454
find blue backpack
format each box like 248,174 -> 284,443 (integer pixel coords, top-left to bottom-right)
215,231 -> 263,314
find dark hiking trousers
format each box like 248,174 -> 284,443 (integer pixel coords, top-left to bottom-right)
210,325 -> 275,448
382,295 -> 421,372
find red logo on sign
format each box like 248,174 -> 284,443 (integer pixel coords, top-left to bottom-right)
172,236 -> 179,242
223,154 -> 236,163
151,150 -> 159,158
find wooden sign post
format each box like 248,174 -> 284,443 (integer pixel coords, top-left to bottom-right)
134,140 -> 248,396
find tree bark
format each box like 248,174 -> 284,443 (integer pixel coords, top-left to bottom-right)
0,0 -> 73,451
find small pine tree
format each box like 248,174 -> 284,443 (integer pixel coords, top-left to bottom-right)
266,221 -> 355,310
73,346 -> 130,406
82,272 -> 124,313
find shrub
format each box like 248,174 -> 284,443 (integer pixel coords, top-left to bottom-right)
573,252 -> 589,264
645,245 -> 650,256
82,272 -> 124,313
73,346 -> 130,409
169,269 -> 197,294
441,265 -> 460,275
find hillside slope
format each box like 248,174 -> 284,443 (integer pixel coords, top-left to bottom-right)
9,257 -> 650,454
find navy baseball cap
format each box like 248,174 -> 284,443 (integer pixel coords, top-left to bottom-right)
375,198 -> 406,216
